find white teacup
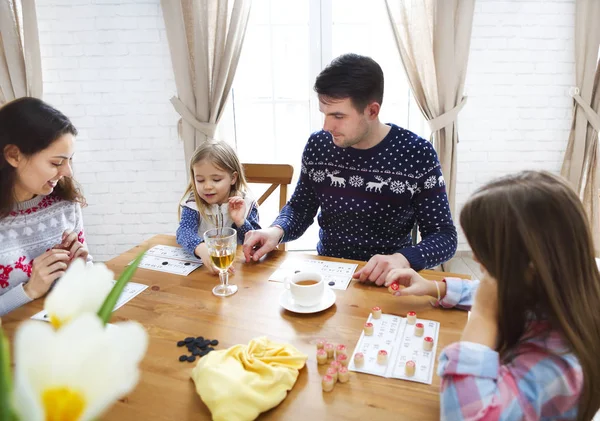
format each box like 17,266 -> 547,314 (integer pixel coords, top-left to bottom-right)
285,272 -> 324,307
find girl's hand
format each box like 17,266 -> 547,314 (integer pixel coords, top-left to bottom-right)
195,243 -> 235,277
55,230 -> 89,263
23,249 -> 71,299
228,196 -> 246,227
470,271 -> 499,323
460,270 -> 499,348
385,268 -> 441,298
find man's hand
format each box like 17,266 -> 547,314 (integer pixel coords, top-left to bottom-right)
353,253 -> 411,286
242,227 -> 284,262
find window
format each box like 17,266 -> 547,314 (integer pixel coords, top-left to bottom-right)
220,0 -> 428,250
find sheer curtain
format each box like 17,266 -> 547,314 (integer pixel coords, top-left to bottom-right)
0,0 -> 42,104
161,0 -> 251,166
385,0 -> 475,214
561,0 -> 600,255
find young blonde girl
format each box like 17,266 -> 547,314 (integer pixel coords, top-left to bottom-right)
176,141 -> 260,274
386,171 -> 600,421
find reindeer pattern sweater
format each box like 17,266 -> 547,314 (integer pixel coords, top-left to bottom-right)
273,124 -> 457,270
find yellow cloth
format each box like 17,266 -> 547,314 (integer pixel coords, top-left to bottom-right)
191,336 -> 308,421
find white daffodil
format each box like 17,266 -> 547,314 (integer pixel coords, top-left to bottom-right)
44,259 -> 114,329
12,313 -> 148,421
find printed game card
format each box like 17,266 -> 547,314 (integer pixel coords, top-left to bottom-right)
348,313 -> 440,384
134,245 -> 203,276
31,281 -> 148,322
268,258 -> 357,290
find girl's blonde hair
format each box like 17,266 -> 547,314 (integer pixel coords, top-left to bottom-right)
460,171 -> 600,421
178,140 -> 249,225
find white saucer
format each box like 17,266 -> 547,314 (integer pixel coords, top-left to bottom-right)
279,287 -> 336,314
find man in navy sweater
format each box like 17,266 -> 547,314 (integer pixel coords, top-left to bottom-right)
243,54 -> 457,285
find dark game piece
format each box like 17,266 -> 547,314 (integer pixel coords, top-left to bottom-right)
328,281 -> 335,286
187,355 -> 196,362
179,355 -> 187,362
177,340 -> 185,347
210,339 -> 218,346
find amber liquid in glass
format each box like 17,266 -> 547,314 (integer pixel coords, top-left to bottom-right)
210,252 -> 234,270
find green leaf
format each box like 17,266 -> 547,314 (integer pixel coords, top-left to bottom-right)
97,249 -> 146,325
0,327 -> 13,421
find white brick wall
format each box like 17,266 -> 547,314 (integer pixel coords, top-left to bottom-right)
456,0 -> 575,250
37,0 -> 184,261
35,0 -> 576,259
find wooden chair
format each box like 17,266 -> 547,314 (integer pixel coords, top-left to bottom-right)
242,164 -> 294,250
242,163 -> 294,211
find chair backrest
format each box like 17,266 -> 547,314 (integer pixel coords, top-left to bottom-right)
242,163 -> 294,212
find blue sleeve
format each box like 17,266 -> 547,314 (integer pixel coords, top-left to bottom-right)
235,202 -> 261,244
176,206 -> 203,256
397,142 -> 457,270
272,140 -> 320,242
440,277 -> 479,311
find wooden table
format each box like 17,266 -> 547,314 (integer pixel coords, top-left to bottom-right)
3,234 -> 469,420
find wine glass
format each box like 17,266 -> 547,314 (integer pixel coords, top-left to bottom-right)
204,227 -> 238,297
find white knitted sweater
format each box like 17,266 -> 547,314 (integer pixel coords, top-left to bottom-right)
0,194 -> 90,316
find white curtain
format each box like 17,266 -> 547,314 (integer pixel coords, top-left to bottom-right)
0,0 -> 42,104
561,0 -> 600,255
385,0 -> 476,215
161,0 -> 251,166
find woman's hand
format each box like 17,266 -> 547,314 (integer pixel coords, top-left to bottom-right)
23,249 -> 70,299
56,230 -> 89,263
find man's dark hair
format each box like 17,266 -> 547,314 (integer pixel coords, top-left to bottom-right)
314,53 -> 384,111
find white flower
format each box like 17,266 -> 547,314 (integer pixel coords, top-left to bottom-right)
44,259 -> 114,329
12,313 -> 147,421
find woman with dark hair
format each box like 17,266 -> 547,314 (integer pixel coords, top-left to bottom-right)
0,97 -> 90,316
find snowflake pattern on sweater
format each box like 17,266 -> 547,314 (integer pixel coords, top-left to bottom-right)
273,124 -> 457,270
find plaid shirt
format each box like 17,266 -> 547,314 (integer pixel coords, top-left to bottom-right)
437,278 -> 582,420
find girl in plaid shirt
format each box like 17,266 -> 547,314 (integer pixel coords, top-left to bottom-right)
386,171 -> 600,421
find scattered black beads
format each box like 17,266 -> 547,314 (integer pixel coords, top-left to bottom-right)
177,335 -> 220,362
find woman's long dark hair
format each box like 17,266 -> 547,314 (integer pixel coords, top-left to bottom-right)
460,171 -> 600,421
0,97 -> 85,218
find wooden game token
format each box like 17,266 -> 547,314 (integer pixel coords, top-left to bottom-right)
364,322 -> 374,336
405,360 -> 416,377
335,344 -> 347,358
336,353 -> 349,367
388,282 -> 400,294
423,336 -> 434,351
414,322 -> 424,337
353,352 -> 364,367
371,306 -> 382,319
377,350 -> 388,365
329,361 -> 342,372
407,311 -> 417,325
338,366 -> 350,383
316,338 -> 327,350
326,366 -> 338,383
317,349 -> 328,365
322,375 -> 335,392
324,343 -> 335,359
